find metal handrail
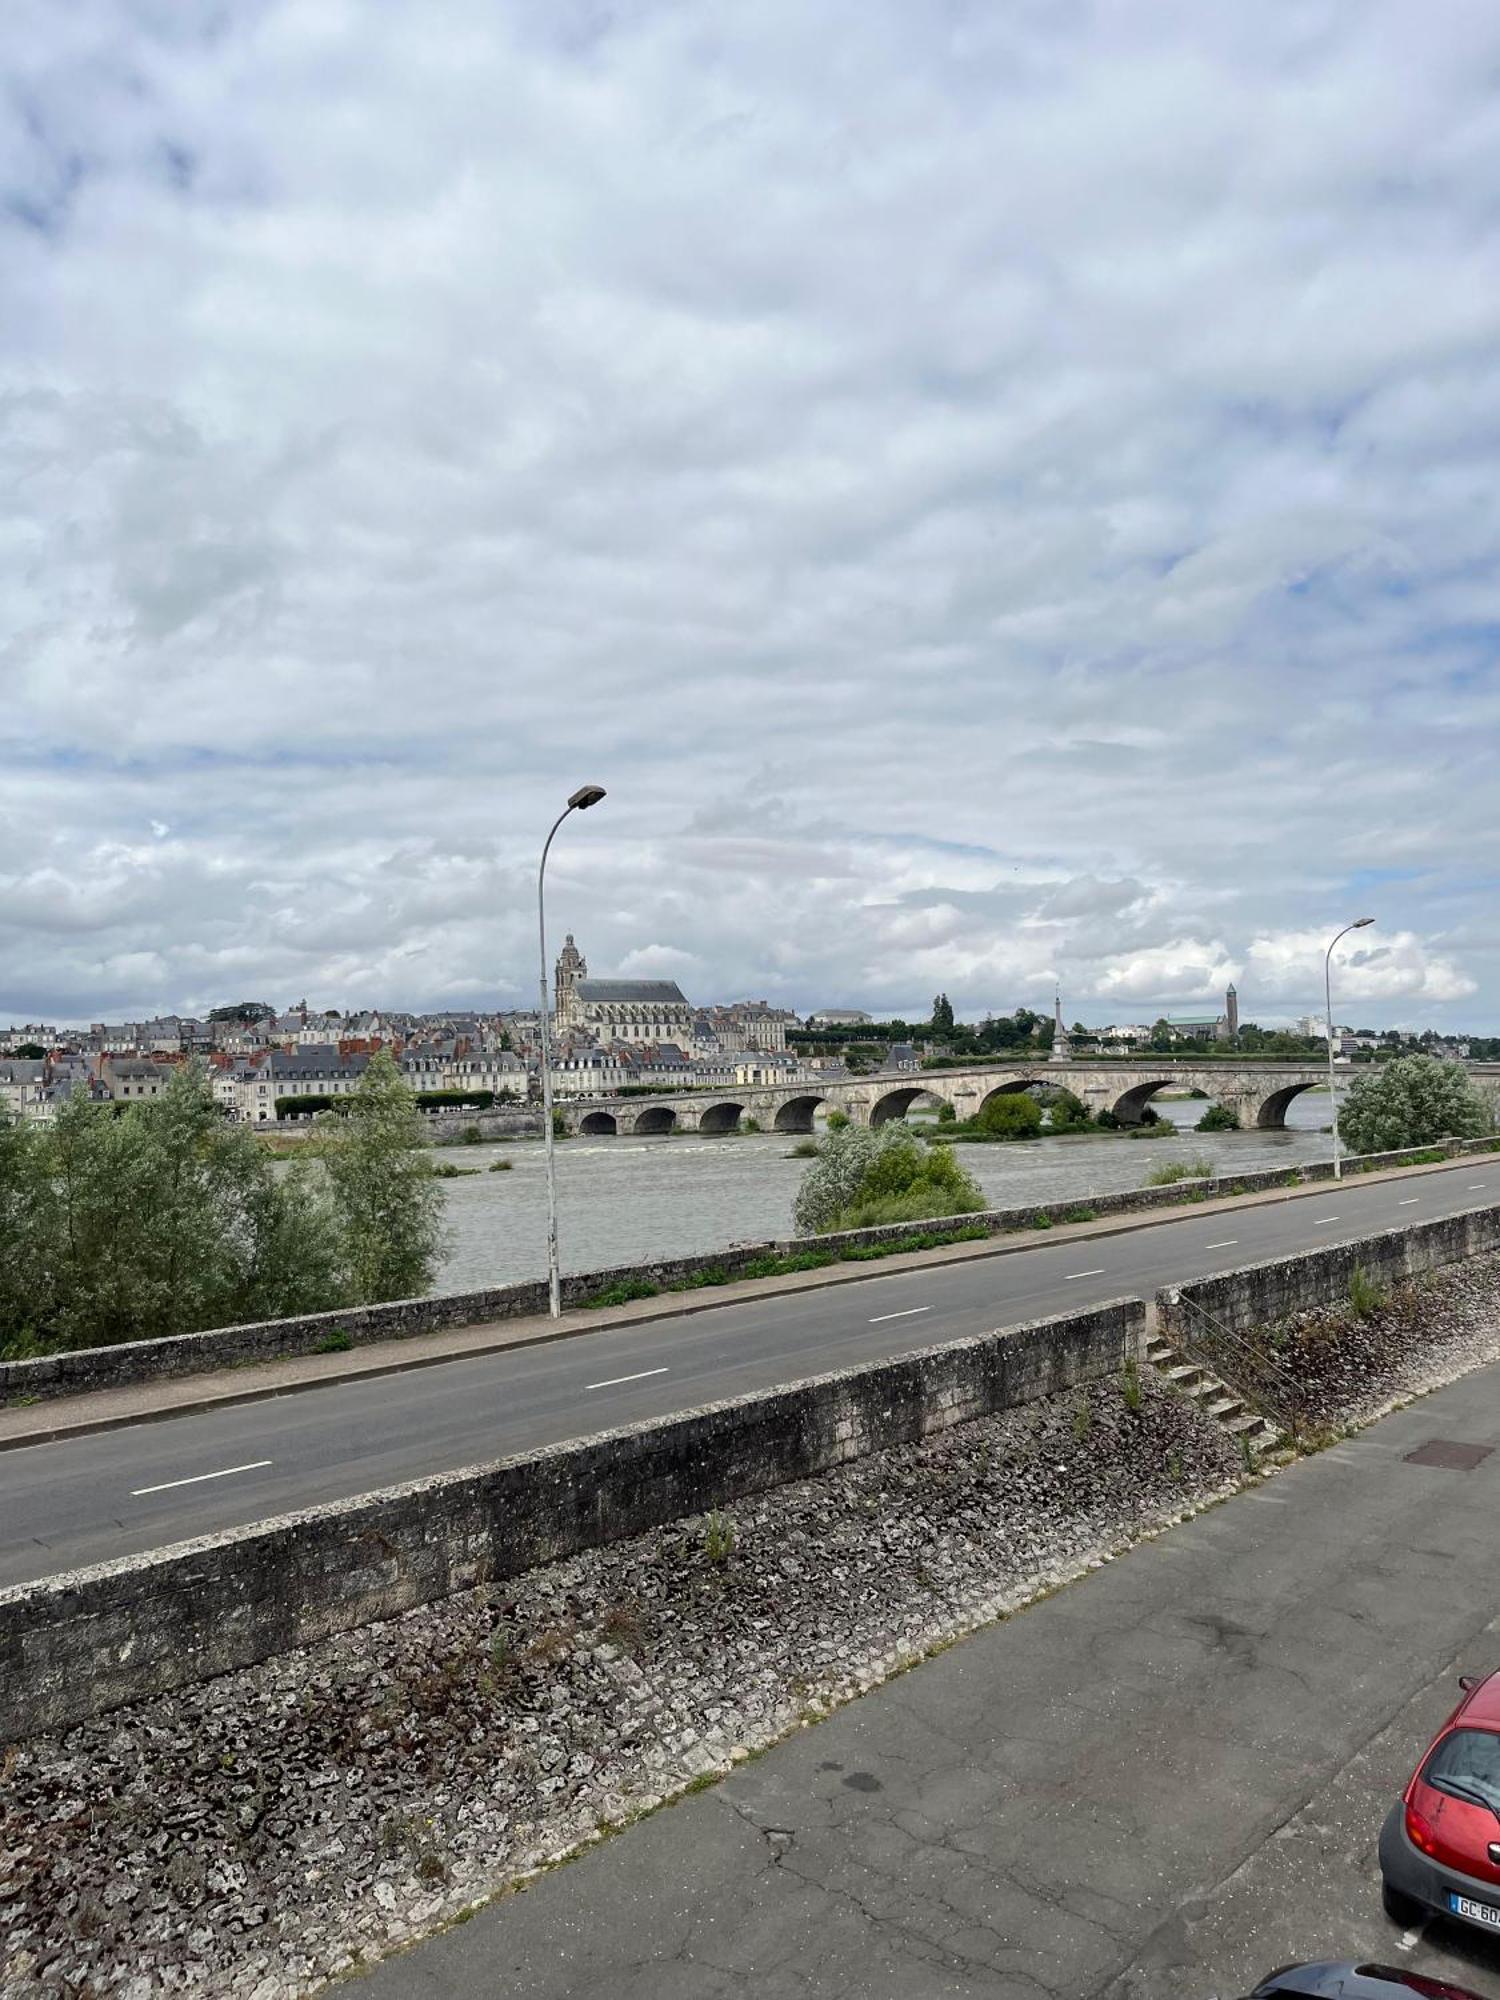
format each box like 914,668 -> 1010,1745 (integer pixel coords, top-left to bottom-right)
1162,1286 -> 1302,1428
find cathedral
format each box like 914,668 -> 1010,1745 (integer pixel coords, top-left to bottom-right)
553,936 -> 695,1046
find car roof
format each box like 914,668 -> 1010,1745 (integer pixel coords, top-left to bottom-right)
1459,1669 -> 1500,1729
1254,1965 -> 1491,1997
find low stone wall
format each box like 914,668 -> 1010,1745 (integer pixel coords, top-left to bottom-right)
0,1299 -> 1141,1742
1157,1204 -> 1500,1353
3,1137 -> 1494,1408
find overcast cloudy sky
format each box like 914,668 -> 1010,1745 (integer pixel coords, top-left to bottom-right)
4,2 -> 1499,1029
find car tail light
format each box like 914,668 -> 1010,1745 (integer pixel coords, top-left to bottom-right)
1406,1802 -> 1441,1856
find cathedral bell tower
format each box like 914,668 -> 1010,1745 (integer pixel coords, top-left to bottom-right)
554,934 -> 586,1029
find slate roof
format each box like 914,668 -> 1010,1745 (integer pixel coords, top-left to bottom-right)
576,980 -> 690,1006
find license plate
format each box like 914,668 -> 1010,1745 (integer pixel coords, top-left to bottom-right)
1450,1892 -> 1500,1930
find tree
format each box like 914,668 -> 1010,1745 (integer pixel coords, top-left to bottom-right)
930,993 -> 955,1034
11,1043 -> 45,1060
0,1110 -> 54,1351
1337,1055 -> 1493,1157
1148,1018 -> 1175,1053
208,1001 -> 276,1024
318,1052 -> 446,1303
31,1066 -> 344,1355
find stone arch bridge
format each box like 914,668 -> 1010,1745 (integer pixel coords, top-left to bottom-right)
555,1060 -> 1331,1138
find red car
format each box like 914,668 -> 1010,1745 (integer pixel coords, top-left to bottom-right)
1380,1668 -> 1500,1938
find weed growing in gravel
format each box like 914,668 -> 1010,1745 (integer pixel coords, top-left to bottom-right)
1168,1449 -> 1184,1485
702,1509 -> 737,1565
1120,1356 -> 1143,1413
1031,1212 -> 1053,1229
1072,1402 -> 1092,1442
1347,1265 -> 1388,1319
597,1599 -> 646,1656
1239,1433 -> 1255,1474
1060,1206 -> 1097,1223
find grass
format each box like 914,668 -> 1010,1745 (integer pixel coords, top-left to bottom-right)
489,1159 -> 514,1172
1145,1155 -> 1215,1186
785,1138 -> 821,1159
314,1329 -> 354,1354
1059,1206 -> 1097,1223
579,1277 -> 661,1309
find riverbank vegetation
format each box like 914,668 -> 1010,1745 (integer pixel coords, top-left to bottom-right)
0,1055 -> 445,1358
792,1121 -> 985,1234
1337,1055 -> 1494,1155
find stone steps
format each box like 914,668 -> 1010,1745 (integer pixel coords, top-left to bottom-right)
1143,1332 -> 1282,1457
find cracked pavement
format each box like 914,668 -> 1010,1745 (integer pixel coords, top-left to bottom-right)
351,1359 -> 1500,1999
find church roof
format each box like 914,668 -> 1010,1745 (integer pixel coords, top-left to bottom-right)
577,979 -> 690,1005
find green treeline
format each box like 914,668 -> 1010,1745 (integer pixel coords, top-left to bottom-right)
0,1054 -> 445,1360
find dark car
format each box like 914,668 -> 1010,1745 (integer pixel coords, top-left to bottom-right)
1242,1964 -> 1491,1996
1381,1669 -> 1500,1938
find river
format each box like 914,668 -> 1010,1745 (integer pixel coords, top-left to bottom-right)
431,1090 -> 1335,1292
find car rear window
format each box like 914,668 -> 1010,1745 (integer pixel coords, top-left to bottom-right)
1423,1727 -> 1500,1813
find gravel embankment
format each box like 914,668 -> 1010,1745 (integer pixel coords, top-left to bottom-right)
1210,1251 -> 1500,1433
1,1373 -> 1237,1999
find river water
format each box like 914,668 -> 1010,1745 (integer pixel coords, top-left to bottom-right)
432,1091 -> 1334,1292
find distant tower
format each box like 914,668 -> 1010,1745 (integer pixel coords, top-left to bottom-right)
1225,982 -> 1239,1040
554,934 -> 586,1028
1049,990 -> 1072,1064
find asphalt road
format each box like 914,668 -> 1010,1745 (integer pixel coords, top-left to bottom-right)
350,1342 -> 1500,2000
1,1160 -> 1494,1591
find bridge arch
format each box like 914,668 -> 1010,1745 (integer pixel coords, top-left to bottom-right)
632,1105 -> 676,1135
580,1110 -> 618,1136
699,1100 -> 745,1135
870,1085 -> 944,1126
773,1094 -> 828,1133
1254,1081 -> 1321,1130
1108,1079 -> 1179,1126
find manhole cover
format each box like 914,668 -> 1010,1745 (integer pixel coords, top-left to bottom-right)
1403,1439 -> 1493,1471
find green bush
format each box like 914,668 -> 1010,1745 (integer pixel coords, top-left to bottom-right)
786,1138 -> 821,1159
936,1101 -> 957,1124
976,1092 -> 1044,1139
792,1120 -> 983,1235
1196,1103 -> 1241,1132
489,1159 -> 513,1172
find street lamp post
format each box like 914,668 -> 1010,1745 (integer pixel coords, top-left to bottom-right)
537,784 -> 607,1316
1325,916 -> 1374,1180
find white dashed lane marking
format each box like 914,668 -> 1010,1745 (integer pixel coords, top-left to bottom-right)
868,1306 -> 931,1324
1064,1269 -> 1107,1281
587,1367 -> 669,1390
132,1460 -> 272,1498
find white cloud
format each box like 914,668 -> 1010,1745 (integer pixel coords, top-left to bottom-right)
2,1 -> 1499,1026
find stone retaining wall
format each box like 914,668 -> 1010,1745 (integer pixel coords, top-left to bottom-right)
3,1137 -> 1494,1408
1157,1204 -> 1500,1353
0,1299 -> 1141,1742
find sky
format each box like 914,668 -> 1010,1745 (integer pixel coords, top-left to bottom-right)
3,2 -> 1500,1031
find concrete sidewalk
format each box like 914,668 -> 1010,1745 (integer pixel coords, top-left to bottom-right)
350,1351 -> 1500,2000
0,1152 -> 1484,1453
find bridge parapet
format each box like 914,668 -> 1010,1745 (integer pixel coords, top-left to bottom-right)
556,1060 -> 1329,1137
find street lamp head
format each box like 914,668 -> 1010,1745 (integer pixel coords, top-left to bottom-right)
568,784 -> 606,811
1352,915 -> 1374,929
